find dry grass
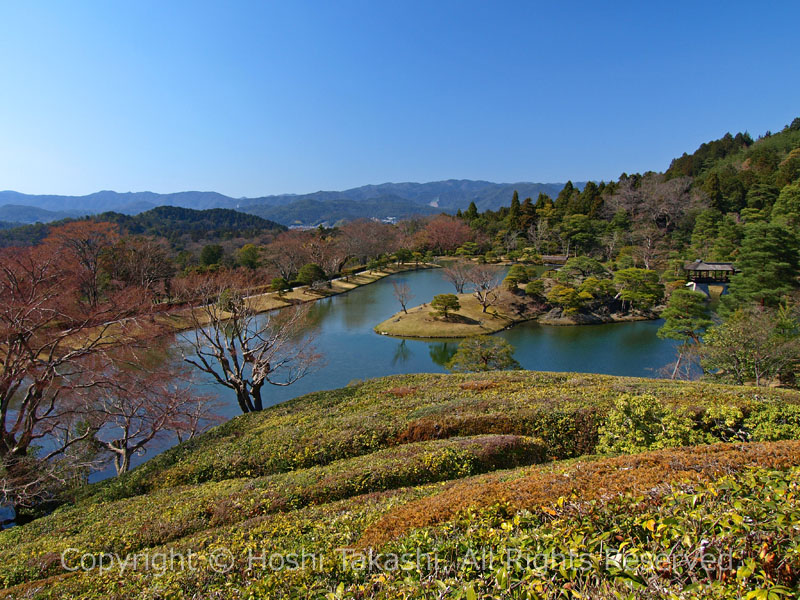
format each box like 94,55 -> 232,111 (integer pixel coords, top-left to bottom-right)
359,439 -> 800,547
375,293 -> 521,338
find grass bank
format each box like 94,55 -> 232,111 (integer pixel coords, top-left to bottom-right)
374,289 -> 531,338
3,371 -> 800,597
93,263 -> 438,339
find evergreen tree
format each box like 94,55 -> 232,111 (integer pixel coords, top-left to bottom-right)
711,215 -> 742,261
200,244 -> 224,266
745,183 -> 779,211
431,294 -> 461,320
520,197 -> 535,230
724,222 -> 800,310
770,181 -> 800,230
658,289 -> 712,379
446,336 -> 520,373
702,172 -> 725,212
554,181 -> 575,215
297,263 -> 326,285
507,191 -> 521,230
689,209 -> 721,256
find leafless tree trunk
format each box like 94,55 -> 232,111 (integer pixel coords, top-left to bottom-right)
181,280 -> 321,413
467,265 -> 500,313
441,261 -> 473,294
392,281 -> 414,314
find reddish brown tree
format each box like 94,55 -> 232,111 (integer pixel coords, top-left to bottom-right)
44,221 -> 120,308
264,230 -> 313,280
421,216 -> 473,254
85,357 -> 220,474
339,220 -> 399,265
0,244 -> 159,506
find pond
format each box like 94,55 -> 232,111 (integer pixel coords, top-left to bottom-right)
190,266 -> 679,420
89,265 -> 678,479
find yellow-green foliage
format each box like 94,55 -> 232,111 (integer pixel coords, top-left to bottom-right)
77,372 -> 800,504
2,372 -> 800,598
358,464 -> 800,599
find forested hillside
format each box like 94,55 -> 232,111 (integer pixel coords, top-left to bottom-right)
0,206 -> 285,248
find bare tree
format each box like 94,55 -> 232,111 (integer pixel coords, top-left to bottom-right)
503,231 -> 521,255
467,264 -> 500,313
44,221 -> 119,308
600,229 -> 625,262
441,260 -> 473,293
182,280 -> 321,413
87,362 -> 219,475
527,217 -> 556,254
0,244 -> 155,507
104,237 -> 175,300
392,280 -> 414,314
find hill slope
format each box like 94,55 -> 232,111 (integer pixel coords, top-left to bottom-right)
0,206 -> 286,247
2,371 -> 800,598
0,204 -> 83,224
0,180 -> 576,224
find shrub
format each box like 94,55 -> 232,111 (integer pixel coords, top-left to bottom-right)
296,263 -> 326,285
271,277 -> 290,292
745,403 -> 800,441
524,279 -> 545,298
597,393 -> 700,453
700,405 -> 747,442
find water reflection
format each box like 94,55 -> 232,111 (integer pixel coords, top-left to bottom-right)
391,339 -> 412,366
428,341 -> 457,367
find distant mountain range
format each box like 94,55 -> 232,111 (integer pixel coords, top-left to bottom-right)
0,180 -> 578,227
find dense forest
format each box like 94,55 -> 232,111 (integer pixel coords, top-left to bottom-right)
0,205 -> 286,249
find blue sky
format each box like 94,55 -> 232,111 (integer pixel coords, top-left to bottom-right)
0,1 -> 798,198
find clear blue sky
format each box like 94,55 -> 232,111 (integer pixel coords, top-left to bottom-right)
0,1 -> 798,198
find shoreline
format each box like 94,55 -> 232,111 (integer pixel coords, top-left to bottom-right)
375,298 -> 660,339
159,262 -> 439,334
374,292 -> 528,338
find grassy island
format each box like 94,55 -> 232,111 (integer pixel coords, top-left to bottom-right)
3,371 -> 800,598
374,290 -> 531,338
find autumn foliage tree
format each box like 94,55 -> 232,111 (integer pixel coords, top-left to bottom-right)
421,216 -> 473,254
0,234 -> 162,507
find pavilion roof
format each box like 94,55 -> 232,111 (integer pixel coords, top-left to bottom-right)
683,260 -> 736,272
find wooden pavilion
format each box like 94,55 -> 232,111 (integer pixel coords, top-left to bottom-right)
683,260 -> 737,283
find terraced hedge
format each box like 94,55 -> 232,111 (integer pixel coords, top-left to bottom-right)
78,371 -> 800,504
4,442 -> 800,599
0,435 -> 545,588
2,371 -> 800,598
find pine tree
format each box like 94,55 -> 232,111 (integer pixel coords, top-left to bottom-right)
702,172 -> 725,212
658,289 -> 712,379
771,181 -> 800,230
446,336 -> 520,372
724,222 -> 800,310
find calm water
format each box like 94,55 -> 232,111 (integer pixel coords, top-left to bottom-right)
88,266 -> 677,479
189,267 -> 678,420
